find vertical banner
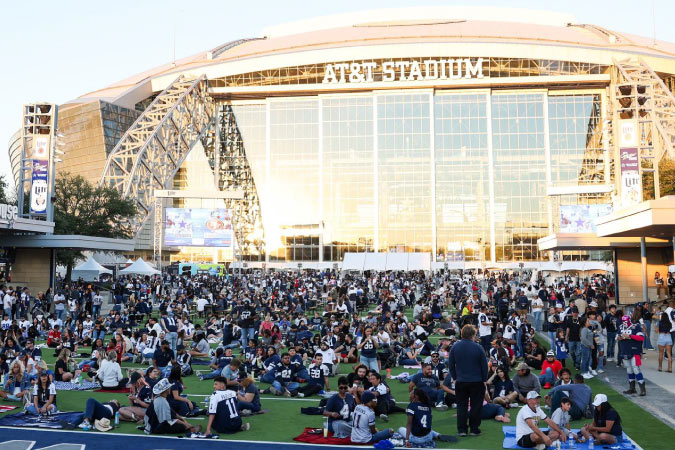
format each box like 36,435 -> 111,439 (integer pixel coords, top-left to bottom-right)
32,136 -> 50,160
618,119 -> 641,206
30,159 -> 49,214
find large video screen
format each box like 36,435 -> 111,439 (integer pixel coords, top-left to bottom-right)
560,204 -> 613,234
164,208 -> 233,247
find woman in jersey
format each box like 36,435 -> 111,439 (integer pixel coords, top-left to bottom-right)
167,365 -> 199,416
617,313 -> 646,396
26,371 -> 57,415
358,326 -> 379,372
398,388 -> 443,447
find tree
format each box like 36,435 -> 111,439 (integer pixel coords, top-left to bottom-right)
642,158 -> 675,200
53,172 -> 137,281
0,174 -> 9,204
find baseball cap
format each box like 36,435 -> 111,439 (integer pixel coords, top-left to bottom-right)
546,350 -> 555,357
592,394 -> 608,406
360,391 -> 376,404
526,391 -> 541,400
589,301 -> 598,307
153,378 -> 171,395
571,307 -> 579,313
128,372 -> 142,386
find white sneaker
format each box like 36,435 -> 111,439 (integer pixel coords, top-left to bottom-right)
78,421 -> 90,429
597,369 -> 605,374
436,402 -> 448,411
298,392 -> 305,398
535,444 -> 546,450
380,414 -> 388,422
590,369 -> 598,376
607,357 -> 614,362
582,372 -> 593,379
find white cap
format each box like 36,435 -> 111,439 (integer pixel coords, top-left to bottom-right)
526,391 -> 541,400
592,393 -> 607,406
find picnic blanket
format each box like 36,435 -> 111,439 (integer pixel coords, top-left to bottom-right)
293,427 -> 368,445
0,405 -> 17,413
0,411 -> 84,429
54,380 -> 101,390
502,426 -> 635,449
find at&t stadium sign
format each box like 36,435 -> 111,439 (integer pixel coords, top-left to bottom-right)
322,58 -> 485,84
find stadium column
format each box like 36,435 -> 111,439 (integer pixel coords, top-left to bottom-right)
318,97 -> 324,263
372,95 -> 379,253
429,92 -> 437,263
543,92 -> 554,261
486,91 -> 496,263
641,237 -> 648,302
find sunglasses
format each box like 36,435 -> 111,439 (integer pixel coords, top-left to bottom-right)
338,386 -> 348,390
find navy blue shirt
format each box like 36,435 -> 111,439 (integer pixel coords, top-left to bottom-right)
274,363 -> 296,383
406,401 -> 432,437
448,339 -> 488,383
410,373 -> 441,394
162,316 -> 178,333
326,393 -> 355,427
153,348 -> 174,367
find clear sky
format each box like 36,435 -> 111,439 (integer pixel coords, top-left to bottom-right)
1,0 -> 673,186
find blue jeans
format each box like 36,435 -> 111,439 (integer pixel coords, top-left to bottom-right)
238,400 -> 261,412
596,344 -> 605,371
271,381 -> 300,393
84,398 -> 113,421
260,372 -> 276,384
481,403 -> 506,419
360,355 -> 379,372
92,305 -> 101,319
516,329 -> 524,357
92,330 -> 105,342
643,320 -> 653,349
533,311 -> 543,332
568,341 -> 581,368
200,368 -> 224,380
398,358 -> 418,366
55,309 -> 66,322
368,428 -> 393,444
240,327 -> 256,348
166,331 -> 178,356
397,427 -> 438,445
538,367 -> 556,385
581,345 -> 592,373
26,404 -> 57,415
548,331 -> 556,350
606,332 -> 617,359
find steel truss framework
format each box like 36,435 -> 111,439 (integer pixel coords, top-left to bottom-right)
612,58 -> 675,199
202,105 -> 265,259
100,74 -> 265,260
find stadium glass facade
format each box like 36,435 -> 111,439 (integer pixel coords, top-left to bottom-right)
230,88 -> 608,263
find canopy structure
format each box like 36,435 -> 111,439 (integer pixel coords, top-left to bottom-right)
341,253 -> 431,271
71,257 -> 113,281
119,258 -> 161,276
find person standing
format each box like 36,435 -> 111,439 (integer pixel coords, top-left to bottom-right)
477,305 -> 493,352
161,310 -> 178,357
564,307 -> 582,370
448,324 -> 488,437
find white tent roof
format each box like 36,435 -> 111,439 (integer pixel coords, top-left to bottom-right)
72,257 -> 112,275
341,253 -> 431,271
119,258 -> 160,276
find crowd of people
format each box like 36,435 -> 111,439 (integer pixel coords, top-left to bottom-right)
0,266 -> 673,447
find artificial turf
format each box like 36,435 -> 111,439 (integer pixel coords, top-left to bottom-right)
1,320 -> 673,449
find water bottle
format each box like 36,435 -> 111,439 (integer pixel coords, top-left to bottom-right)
77,373 -> 83,384
82,421 -> 90,431
323,416 -> 329,438
588,437 -> 594,449
568,432 -> 576,448
114,411 -> 120,427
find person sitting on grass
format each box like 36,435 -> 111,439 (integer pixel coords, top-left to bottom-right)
26,371 -> 57,415
579,394 -> 624,445
119,371 -> 151,423
203,376 -> 251,437
408,362 -> 448,411
167,365 -> 199,416
478,390 -> 511,424
144,378 -> 201,435
550,397 -> 583,444
297,353 -> 329,398
0,360 -> 31,402
175,344 -> 192,376
77,398 -> 121,429
269,352 -> 299,397
515,391 -> 565,449
199,347 -> 230,380
368,370 -> 405,421
538,350 -> 563,389
54,348 -> 81,382
97,350 -> 128,389
323,376 -> 356,438
546,374 -> 592,421
350,391 -> 394,444
236,377 -> 262,414
489,366 -> 517,408
513,362 -> 541,404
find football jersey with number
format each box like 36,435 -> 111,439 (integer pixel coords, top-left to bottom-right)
407,401 -> 432,437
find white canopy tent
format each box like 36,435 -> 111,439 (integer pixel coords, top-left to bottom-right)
341,252 -> 432,271
71,257 -> 112,281
119,258 -> 161,276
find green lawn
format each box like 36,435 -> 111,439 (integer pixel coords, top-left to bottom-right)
1,319 -> 672,449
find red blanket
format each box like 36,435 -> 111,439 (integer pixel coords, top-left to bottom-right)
94,387 -> 130,393
293,427 -> 368,445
